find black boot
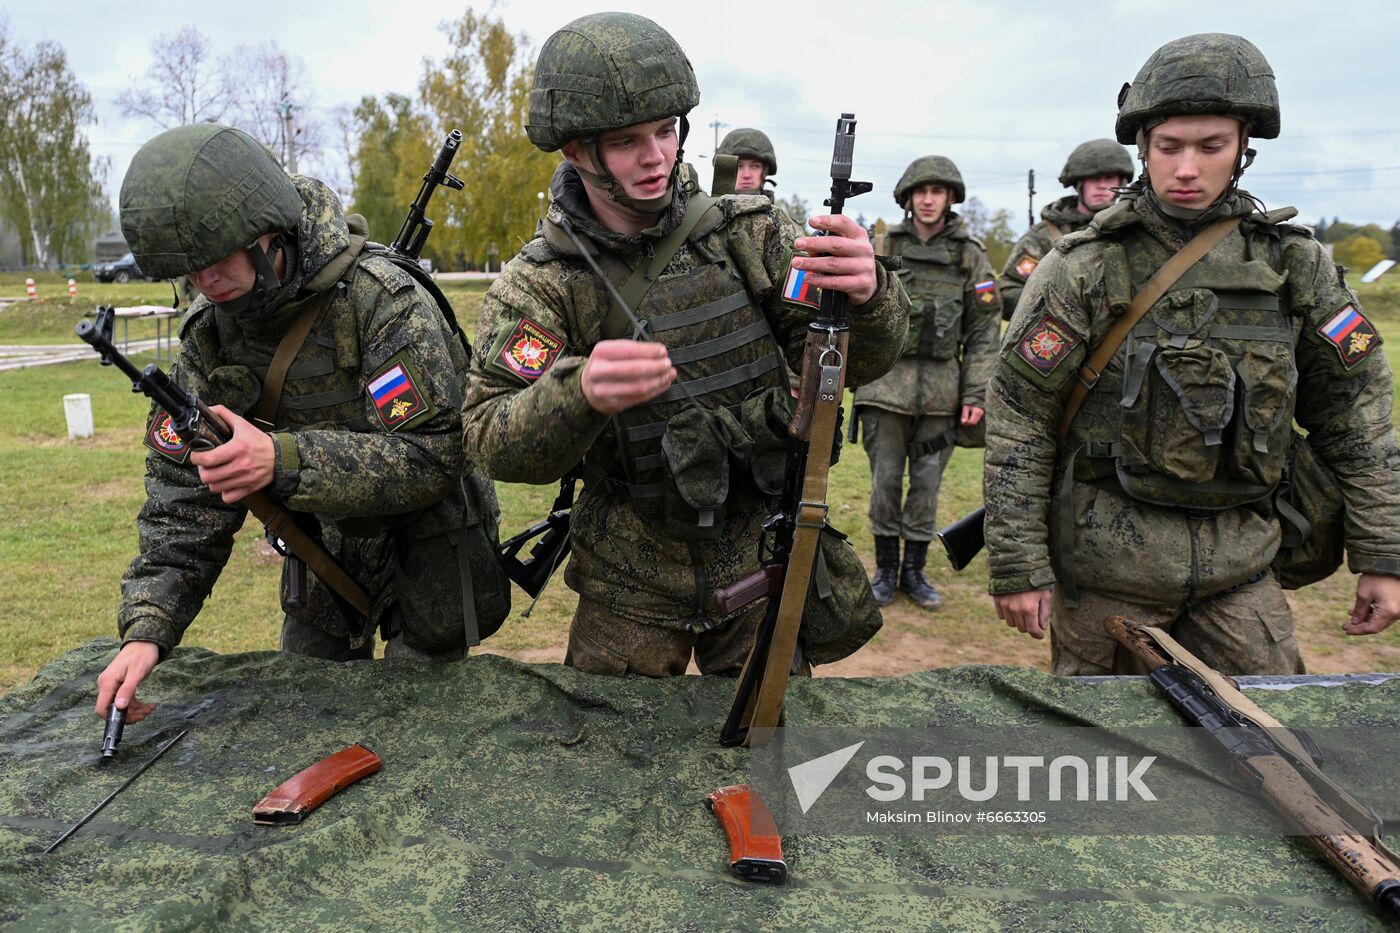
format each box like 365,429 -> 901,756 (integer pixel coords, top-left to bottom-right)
900,540 -> 942,610
870,536 -> 900,607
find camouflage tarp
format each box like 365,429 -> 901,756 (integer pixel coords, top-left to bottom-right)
1,640 -> 1396,931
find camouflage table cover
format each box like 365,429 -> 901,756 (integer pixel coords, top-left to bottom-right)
1,640 -> 1396,931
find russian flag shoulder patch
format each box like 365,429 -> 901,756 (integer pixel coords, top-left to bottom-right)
1318,303 -> 1380,369
366,352 -> 436,431
782,260 -> 821,309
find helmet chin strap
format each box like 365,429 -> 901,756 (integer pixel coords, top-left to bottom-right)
213,233 -> 290,316
574,115 -> 691,219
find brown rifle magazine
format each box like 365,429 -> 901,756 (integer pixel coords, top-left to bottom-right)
252,743 -> 382,825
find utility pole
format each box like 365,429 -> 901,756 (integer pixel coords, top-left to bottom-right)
278,98 -> 299,173
710,115 -> 728,153
1027,169 -> 1036,229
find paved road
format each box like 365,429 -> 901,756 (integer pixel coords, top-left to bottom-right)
0,338 -> 171,372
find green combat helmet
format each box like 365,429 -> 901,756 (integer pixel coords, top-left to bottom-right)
1059,138 -> 1135,187
526,12 -> 699,213
894,156 -> 965,209
120,123 -> 301,315
1115,33 -> 1280,143
717,128 -> 778,177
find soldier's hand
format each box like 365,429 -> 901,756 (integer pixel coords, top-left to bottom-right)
994,588 -> 1053,640
581,340 -> 676,415
794,215 -> 877,306
960,405 -> 985,427
190,405 -> 275,503
95,641 -> 160,724
1344,573 -> 1400,635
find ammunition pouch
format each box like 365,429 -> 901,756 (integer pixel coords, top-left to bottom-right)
1271,431 -> 1345,590
800,525 -> 883,665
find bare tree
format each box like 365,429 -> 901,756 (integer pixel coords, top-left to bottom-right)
116,25 -> 235,127
228,42 -> 322,174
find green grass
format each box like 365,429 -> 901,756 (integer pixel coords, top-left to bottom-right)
2,276 -> 1399,691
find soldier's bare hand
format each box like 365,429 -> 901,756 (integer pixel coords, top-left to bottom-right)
190,405 -> 275,503
95,641 -> 160,724
581,340 -> 676,414
994,589 -> 1052,640
1344,573 -> 1400,635
793,215 -> 878,306
961,405 -> 985,427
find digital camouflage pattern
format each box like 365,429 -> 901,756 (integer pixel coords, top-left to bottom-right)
3,640 -> 1398,929
120,174 -> 507,660
526,12 -> 700,152
983,187 -> 1400,674
717,127 -> 778,176
997,196 -> 1099,320
120,124 -> 304,280
462,163 -> 907,653
1058,138 -> 1135,188
1116,33 -> 1281,143
893,156 -> 965,207
855,214 -> 998,543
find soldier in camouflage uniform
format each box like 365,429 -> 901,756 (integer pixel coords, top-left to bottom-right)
855,156 -> 1001,609
985,34 -> 1400,676
997,139 -> 1134,320
717,128 -> 778,198
462,13 -> 908,677
95,124 -> 508,723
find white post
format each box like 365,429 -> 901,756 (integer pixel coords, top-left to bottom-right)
64,393 -> 94,439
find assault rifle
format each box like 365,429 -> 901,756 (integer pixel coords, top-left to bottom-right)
937,505 -> 985,571
720,114 -> 872,748
391,129 -> 464,261
76,308 -> 372,623
1106,616 -> 1400,920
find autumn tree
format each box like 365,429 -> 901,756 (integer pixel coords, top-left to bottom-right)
347,94 -> 432,247
0,23 -> 108,267
229,41 -> 323,177
415,9 -> 556,269
1333,234 -> 1385,273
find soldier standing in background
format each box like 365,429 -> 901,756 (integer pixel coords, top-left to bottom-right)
854,157 -> 1001,609
984,34 -> 1400,675
997,139 -> 1135,320
716,127 -> 778,198
462,13 -> 908,677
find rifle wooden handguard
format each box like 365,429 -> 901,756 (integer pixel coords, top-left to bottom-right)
252,744 -> 382,825
713,565 -> 784,616
706,784 -> 787,884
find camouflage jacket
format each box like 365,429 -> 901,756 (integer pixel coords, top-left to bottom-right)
463,164 -> 908,628
854,215 -> 1001,417
119,176 -> 474,654
984,189 -> 1400,598
996,196 -> 1096,318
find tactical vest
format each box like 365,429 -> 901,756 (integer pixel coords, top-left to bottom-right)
204,253 -> 507,651
1069,234 -> 1295,511
584,232 -> 791,540
888,230 -> 970,360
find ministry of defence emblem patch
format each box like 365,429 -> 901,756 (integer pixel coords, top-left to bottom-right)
1318,303 -> 1380,369
144,410 -> 191,463
1017,315 -> 1081,374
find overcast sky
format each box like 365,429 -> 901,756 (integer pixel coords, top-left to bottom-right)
8,0 -> 1399,231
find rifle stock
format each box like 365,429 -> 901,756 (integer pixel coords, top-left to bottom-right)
937,505 -> 984,571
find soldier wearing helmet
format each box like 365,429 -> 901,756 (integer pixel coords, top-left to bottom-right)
95,124 -> 509,724
463,13 -> 909,677
852,155 -> 1001,610
984,34 -> 1400,675
717,127 -> 778,196
997,139 -> 1134,320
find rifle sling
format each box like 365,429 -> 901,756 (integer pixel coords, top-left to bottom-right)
601,192 -> 720,338
744,331 -> 849,743
1140,626 -> 1399,865
1043,221 -> 1063,241
1057,216 -> 1241,443
255,290 -> 332,427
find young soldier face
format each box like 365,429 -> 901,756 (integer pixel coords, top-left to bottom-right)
1144,115 -> 1245,211
910,183 -> 951,226
189,232 -> 279,304
569,117 -> 680,203
1077,173 -> 1124,212
735,157 -> 766,193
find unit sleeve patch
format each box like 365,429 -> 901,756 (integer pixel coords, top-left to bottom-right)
366,351 -> 437,432
488,316 -> 566,383
144,409 -> 191,464
1016,314 -> 1081,374
974,279 -> 999,305
1317,303 -> 1380,369
1014,253 -> 1039,278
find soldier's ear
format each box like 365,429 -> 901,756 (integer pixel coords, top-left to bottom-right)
561,139 -> 586,170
